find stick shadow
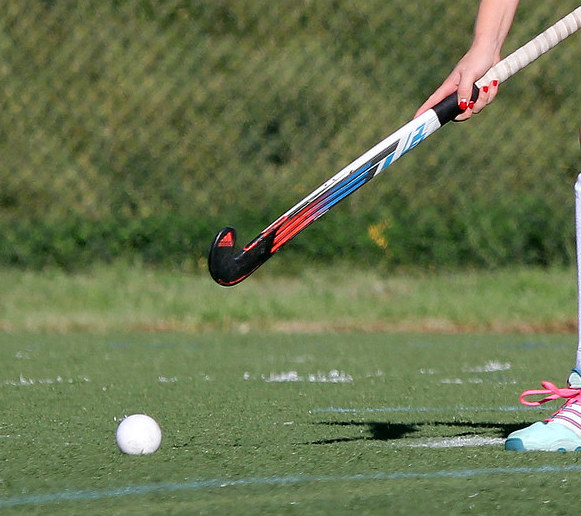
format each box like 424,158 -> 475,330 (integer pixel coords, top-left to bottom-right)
306,420 -> 525,445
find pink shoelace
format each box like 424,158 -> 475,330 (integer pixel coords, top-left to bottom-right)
520,381 -> 581,422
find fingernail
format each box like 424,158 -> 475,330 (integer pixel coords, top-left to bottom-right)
482,85 -> 489,93
459,99 -> 468,110
492,80 -> 498,87
468,101 -> 475,109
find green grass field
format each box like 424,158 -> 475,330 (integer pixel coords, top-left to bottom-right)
2,266 -> 581,514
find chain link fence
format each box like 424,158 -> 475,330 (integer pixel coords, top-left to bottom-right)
0,0 -> 579,271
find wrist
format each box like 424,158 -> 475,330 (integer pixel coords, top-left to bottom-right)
468,35 -> 502,65
470,34 -> 501,57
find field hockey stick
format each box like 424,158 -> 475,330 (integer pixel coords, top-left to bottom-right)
209,6 -> 581,287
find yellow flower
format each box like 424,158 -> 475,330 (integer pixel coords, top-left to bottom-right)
368,221 -> 390,250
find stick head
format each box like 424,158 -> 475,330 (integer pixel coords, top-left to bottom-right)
208,226 -> 277,286
208,227 -> 240,286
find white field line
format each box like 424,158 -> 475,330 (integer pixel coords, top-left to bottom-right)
396,436 -> 505,448
315,406 -> 547,413
3,465 -> 581,508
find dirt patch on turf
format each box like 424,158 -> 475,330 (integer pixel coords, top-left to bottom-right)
271,318 -> 578,334
1,317 -> 576,334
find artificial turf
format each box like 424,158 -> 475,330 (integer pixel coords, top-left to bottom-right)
1,331 -> 580,514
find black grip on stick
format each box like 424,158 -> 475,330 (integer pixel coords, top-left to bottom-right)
433,84 -> 480,125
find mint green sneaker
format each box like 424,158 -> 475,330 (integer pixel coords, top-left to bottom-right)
505,369 -> 581,452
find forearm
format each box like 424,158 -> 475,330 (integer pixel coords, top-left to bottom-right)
471,0 -> 521,60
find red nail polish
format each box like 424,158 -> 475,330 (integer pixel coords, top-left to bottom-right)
483,86 -> 489,93
459,100 -> 468,110
468,101 -> 474,109
492,80 -> 498,87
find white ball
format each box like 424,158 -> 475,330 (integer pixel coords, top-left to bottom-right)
116,414 -> 162,455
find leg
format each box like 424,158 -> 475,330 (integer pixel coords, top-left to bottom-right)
570,123 -> 581,384
566,169 -> 581,386
505,126 -> 581,451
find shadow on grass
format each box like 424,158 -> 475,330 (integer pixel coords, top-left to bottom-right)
306,420 -> 525,445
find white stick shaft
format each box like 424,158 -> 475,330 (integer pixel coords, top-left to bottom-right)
477,6 -> 581,88
277,7 -> 581,243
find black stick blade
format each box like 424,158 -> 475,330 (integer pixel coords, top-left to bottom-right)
208,227 -> 276,287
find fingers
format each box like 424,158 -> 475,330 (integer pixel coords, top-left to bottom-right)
455,79 -> 499,121
415,77 -> 500,121
471,80 -> 499,114
456,77 -> 477,115
454,80 -> 475,121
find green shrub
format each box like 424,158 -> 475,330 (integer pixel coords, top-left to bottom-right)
0,0 -> 579,270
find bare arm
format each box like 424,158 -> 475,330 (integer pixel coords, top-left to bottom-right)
415,0 -> 520,120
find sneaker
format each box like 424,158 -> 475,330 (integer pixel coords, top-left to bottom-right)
505,370 -> 581,452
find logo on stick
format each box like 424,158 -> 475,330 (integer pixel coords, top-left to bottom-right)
218,232 -> 235,247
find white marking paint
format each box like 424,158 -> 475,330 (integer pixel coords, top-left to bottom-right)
441,378 -> 468,384
245,370 -> 353,383
440,378 -> 497,384
158,376 -> 178,383
3,375 -> 90,386
419,368 -> 436,375
440,377 -> 516,385
464,361 -> 511,373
